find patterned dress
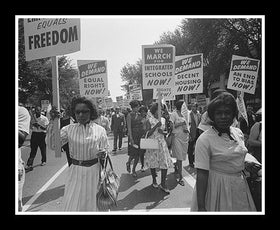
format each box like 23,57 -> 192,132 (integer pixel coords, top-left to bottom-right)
144,115 -> 173,169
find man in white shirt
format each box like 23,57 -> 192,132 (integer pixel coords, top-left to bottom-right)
18,105 -> 31,211
25,106 -> 49,170
94,107 -> 111,134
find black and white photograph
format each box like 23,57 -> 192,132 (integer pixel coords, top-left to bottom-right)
16,15 -> 264,215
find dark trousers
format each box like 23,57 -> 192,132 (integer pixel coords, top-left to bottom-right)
187,140 -> 196,165
27,132 -> 46,166
113,130 -> 123,150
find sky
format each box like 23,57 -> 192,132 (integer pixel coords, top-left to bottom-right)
66,16 -> 186,101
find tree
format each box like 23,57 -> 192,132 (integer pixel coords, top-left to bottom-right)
120,59 -> 153,105
120,18 -> 262,105
156,18 -> 262,100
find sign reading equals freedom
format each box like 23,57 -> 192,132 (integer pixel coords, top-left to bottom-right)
142,44 -> 175,89
24,18 -> 80,61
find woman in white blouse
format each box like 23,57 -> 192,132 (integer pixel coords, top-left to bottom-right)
191,92 -> 256,212
48,97 -> 109,211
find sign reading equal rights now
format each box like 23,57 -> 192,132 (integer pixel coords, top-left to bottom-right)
24,18 -> 80,61
142,44 -> 175,89
77,60 -> 108,98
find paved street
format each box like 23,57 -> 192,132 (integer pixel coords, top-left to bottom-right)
20,133 -> 197,213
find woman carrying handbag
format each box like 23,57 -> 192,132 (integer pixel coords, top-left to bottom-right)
47,96 -> 109,211
144,103 -> 173,194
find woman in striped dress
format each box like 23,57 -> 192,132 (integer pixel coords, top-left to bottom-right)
48,97 -> 109,211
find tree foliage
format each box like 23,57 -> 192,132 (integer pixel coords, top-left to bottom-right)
120,18 -> 262,104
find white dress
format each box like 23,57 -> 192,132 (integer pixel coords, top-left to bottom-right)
50,121 -> 109,211
169,111 -> 189,161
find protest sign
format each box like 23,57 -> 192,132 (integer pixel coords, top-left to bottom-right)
142,44 -> 175,89
41,100 -> 50,111
116,96 -> 124,107
123,98 -> 131,108
24,18 -> 80,61
104,97 -> 113,109
174,54 -> 203,95
129,84 -> 143,101
227,55 -> 260,94
77,60 -> 108,98
153,88 -> 175,101
196,94 -> 207,107
98,97 -> 107,109
24,18 -> 81,158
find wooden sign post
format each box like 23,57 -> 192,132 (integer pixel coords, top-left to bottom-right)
158,89 -> 162,121
51,56 -> 61,157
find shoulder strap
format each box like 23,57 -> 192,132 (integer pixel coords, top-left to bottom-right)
104,155 -> 114,171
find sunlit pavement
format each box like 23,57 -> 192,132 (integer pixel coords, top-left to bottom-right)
20,134 -> 196,213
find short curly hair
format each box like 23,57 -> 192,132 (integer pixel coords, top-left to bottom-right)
71,96 -> 98,121
174,100 -> 184,110
207,92 -> 238,122
129,100 -> 140,109
149,103 -> 159,115
139,105 -> 148,113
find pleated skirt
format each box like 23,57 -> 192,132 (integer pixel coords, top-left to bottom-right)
62,163 -> 100,211
191,170 -> 256,212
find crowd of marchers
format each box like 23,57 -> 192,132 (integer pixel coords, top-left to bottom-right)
18,89 -> 262,212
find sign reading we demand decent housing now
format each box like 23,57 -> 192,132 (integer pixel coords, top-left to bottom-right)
142,44 -> 175,90
24,18 -> 80,61
227,55 -> 260,94
174,53 -> 203,95
78,60 -> 108,98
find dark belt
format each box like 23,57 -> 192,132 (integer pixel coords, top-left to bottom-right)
71,158 -> 98,167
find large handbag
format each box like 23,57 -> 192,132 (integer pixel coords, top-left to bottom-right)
96,155 -> 120,211
140,132 -> 160,150
243,156 -> 262,211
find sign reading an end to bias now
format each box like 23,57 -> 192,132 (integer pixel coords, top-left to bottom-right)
227,55 -> 260,94
142,44 -> 175,89
24,18 -> 81,61
174,53 -> 203,95
78,60 -> 108,98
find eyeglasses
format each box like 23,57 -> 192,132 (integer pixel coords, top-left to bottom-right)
75,109 -> 90,114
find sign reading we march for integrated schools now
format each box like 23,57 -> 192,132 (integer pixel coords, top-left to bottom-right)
24,18 -> 80,61
227,55 -> 260,94
174,54 -> 203,95
78,60 -> 108,98
142,44 -> 175,89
